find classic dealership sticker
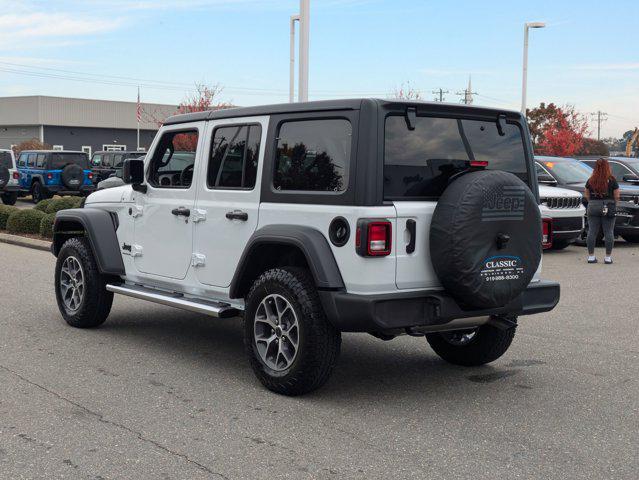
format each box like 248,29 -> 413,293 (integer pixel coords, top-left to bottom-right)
480,255 -> 524,282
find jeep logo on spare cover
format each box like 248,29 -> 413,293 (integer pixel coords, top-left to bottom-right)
481,184 -> 526,221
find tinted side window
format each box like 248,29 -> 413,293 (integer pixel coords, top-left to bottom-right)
26,153 -> 36,168
92,154 -> 103,166
36,153 -> 46,168
113,154 -> 125,169
274,119 -> 351,192
148,129 -> 199,189
609,162 -> 632,179
17,154 -> 26,167
208,124 -> 261,189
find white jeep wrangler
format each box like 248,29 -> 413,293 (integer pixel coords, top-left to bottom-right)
52,99 -> 560,395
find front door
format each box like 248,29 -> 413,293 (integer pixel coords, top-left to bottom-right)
192,117 -> 267,288
132,124 -> 203,280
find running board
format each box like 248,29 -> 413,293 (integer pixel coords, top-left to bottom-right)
106,283 -> 240,318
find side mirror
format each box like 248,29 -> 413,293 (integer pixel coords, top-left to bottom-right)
122,158 -> 146,192
538,173 -> 557,186
622,174 -> 639,184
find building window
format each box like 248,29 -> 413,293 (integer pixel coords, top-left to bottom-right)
102,144 -> 126,151
53,145 -> 64,151
81,146 -> 92,157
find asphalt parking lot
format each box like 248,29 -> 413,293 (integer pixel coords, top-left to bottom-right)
0,242 -> 637,479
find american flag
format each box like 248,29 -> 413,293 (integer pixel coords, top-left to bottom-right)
136,87 -> 141,123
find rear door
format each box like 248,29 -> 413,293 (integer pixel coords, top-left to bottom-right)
384,113 -> 531,289
192,116 -> 267,288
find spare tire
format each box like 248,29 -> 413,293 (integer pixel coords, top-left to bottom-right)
430,170 -> 541,310
61,164 -> 84,190
0,164 -> 9,188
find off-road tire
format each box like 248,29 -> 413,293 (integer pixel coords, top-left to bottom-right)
1,192 -> 17,205
31,181 -> 49,204
550,239 -> 571,250
55,237 -> 113,328
426,321 -> 516,366
244,267 -> 341,396
621,234 -> 639,244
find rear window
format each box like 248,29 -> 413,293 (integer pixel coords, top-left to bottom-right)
50,153 -> 88,170
384,115 -> 529,199
0,151 -> 11,169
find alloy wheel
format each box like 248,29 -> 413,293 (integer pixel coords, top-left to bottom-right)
254,294 -> 300,371
60,256 -> 85,312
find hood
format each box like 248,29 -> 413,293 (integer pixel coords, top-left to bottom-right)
85,184 -> 134,205
538,185 -> 582,199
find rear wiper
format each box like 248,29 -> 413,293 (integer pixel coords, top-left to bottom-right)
496,114 -> 506,136
405,107 -> 417,131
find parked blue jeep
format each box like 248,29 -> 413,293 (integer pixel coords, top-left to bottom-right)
16,150 -> 95,203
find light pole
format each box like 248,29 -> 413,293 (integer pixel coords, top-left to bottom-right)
298,0 -> 310,102
289,14 -> 300,103
521,21 -> 545,115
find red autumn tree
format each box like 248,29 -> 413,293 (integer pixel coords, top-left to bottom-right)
392,81 -> 422,100
527,103 -> 589,156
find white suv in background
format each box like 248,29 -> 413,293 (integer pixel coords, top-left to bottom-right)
0,148 -> 19,205
538,185 -> 585,249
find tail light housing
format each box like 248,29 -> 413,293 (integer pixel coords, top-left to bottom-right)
46,173 -> 53,180
88,172 -> 93,180
12,171 -> 19,180
356,219 -> 392,257
541,217 -> 552,250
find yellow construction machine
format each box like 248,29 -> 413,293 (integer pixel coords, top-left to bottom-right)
626,128 -> 639,157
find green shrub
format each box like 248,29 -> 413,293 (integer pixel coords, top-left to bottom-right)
34,198 -> 55,212
39,213 -> 56,239
0,205 -> 19,230
45,196 -> 83,214
6,209 -> 46,235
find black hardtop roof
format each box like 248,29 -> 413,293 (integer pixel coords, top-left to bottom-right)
164,98 -> 522,125
19,150 -> 86,154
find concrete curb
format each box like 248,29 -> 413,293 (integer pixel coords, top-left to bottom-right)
0,232 -> 51,252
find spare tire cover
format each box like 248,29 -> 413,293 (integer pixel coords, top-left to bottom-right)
430,170 -> 541,310
61,164 -> 84,190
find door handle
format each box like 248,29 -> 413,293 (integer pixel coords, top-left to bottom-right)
406,219 -> 416,254
226,210 -> 248,221
171,207 -> 191,217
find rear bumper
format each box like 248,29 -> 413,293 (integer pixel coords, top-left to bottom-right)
319,280 -> 560,333
1,185 -> 20,193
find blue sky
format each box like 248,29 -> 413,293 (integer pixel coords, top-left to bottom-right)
0,0 -> 637,138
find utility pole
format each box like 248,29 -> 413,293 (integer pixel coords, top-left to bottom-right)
521,22 -> 546,114
590,111 -> 608,141
432,88 -> 449,102
298,0 -> 310,102
456,76 -> 477,105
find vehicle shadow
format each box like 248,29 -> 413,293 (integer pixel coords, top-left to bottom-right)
98,305 -> 532,404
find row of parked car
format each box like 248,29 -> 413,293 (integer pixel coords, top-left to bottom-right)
0,149 -> 145,204
1,146 -> 638,247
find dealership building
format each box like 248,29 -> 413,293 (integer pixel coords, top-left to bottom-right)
0,96 -> 177,156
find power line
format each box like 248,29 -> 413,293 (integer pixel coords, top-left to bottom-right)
432,88 -> 449,102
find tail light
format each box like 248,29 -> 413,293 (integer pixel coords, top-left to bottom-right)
470,160 -> 489,168
541,217 -> 552,249
12,172 -> 19,180
356,219 -> 392,257
46,173 -> 53,180
88,172 -> 93,180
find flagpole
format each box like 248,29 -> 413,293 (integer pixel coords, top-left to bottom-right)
136,86 -> 140,151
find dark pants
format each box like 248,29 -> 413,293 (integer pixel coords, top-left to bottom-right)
587,212 -> 616,255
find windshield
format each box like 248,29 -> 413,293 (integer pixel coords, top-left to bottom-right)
539,159 -> 591,184
384,115 -> 529,199
51,153 -> 88,170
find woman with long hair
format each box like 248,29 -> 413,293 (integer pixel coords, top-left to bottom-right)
584,157 -> 620,264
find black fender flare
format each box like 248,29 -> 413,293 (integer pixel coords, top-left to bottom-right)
229,224 -> 345,298
31,174 -> 45,186
52,208 -> 125,276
